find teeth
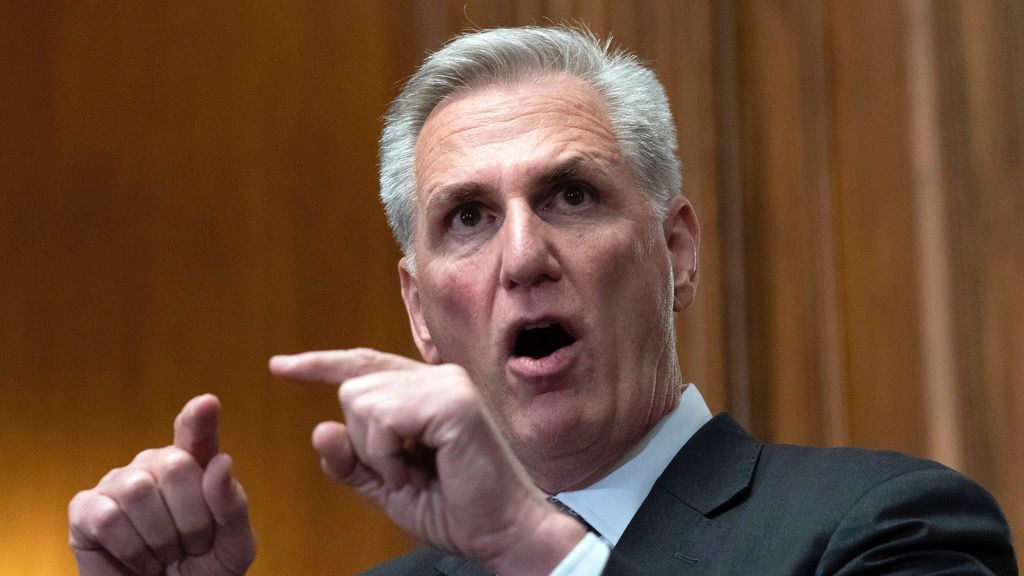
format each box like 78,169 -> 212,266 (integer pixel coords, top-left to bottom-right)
521,320 -> 556,331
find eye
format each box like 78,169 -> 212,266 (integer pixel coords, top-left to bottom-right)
551,181 -> 596,210
458,205 -> 481,227
447,202 -> 493,233
562,185 -> 588,206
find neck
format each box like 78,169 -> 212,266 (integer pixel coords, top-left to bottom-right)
528,363 -> 684,493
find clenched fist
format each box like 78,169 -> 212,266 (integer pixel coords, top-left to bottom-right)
68,395 -> 255,576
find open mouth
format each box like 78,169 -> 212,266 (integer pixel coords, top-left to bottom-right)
512,322 -> 576,359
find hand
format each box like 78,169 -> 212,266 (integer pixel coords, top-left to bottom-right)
68,395 -> 256,576
269,349 -> 586,576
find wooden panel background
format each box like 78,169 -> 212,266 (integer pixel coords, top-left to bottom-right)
1,1 -> 1020,573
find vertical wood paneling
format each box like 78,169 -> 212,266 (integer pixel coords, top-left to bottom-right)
2,1 -> 1021,572
934,0 -> 1024,554
731,1 -> 844,446
2,4 -> 416,575
903,0 -> 965,469
710,0 -> 754,426
827,1 -> 930,456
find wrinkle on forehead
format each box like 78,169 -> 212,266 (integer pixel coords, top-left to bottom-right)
414,76 -> 624,199
427,85 -> 611,142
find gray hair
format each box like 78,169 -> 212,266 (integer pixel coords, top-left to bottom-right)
379,25 -> 682,271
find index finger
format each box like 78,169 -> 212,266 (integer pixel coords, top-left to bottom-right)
268,348 -> 425,384
173,394 -> 220,468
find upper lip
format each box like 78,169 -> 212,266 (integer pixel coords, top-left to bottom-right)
503,314 -> 580,357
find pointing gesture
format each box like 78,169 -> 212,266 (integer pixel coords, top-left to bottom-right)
270,349 -> 587,576
68,395 -> 256,576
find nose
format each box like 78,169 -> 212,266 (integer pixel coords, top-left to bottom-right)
498,202 -> 562,289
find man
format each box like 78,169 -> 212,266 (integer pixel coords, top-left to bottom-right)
69,26 -> 1016,575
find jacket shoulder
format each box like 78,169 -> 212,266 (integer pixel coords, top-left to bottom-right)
759,441 -> 949,495
719,429 -> 1017,574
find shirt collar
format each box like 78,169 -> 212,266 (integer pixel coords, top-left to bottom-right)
552,384 -> 712,545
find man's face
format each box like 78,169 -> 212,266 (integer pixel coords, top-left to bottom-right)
400,75 -> 698,489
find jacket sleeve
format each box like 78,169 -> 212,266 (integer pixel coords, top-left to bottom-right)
821,467 -> 1017,575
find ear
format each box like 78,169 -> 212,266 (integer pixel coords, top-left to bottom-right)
664,196 -> 700,312
399,257 -> 442,364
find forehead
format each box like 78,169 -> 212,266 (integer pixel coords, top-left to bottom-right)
413,75 -> 626,199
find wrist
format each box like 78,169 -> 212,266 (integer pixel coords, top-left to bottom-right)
485,504 -> 588,576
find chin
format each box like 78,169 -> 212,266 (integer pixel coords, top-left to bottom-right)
510,396 -> 596,453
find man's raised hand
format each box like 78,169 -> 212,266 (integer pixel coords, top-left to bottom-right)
269,349 -> 586,576
68,395 -> 255,576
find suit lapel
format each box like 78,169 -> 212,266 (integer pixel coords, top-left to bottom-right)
614,414 -> 763,574
430,415 -> 762,576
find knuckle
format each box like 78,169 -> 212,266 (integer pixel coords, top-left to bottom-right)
376,409 -> 398,430
339,374 -> 372,404
67,490 -> 97,525
98,465 -> 126,485
440,362 -> 468,377
155,449 -> 199,482
349,347 -> 377,365
338,381 -> 353,404
343,386 -> 372,414
439,363 -> 473,387
438,366 -> 479,401
89,497 -> 123,534
115,468 -> 158,505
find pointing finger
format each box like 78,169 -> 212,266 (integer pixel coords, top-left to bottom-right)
173,394 -> 220,469
269,348 -> 424,384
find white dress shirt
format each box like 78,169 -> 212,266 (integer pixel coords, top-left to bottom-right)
548,385 -> 713,575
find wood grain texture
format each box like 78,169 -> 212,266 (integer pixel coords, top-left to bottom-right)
1,1 -> 1020,572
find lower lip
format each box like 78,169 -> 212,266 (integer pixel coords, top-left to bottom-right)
507,340 -> 580,381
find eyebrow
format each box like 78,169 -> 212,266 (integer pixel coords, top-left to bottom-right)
423,156 -> 601,215
537,157 -> 584,185
424,183 -> 488,217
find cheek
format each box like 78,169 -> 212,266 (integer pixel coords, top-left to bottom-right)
592,227 -> 673,321
424,268 -> 492,346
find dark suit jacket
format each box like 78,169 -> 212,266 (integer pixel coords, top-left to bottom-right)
363,414 -> 1017,575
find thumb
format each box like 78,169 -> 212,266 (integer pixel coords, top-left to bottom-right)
173,394 -> 221,469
